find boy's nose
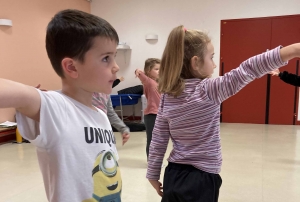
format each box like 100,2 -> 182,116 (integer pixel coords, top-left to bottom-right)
113,63 -> 120,73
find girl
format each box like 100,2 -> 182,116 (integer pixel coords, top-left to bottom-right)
146,25 -> 300,202
135,58 -> 161,159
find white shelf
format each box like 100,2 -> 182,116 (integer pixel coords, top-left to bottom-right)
117,43 -> 131,64
117,44 -> 131,50
0,19 -> 12,26
145,34 -> 158,40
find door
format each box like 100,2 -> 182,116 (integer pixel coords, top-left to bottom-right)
220,18 -> 272,124
268,15 -> 300,125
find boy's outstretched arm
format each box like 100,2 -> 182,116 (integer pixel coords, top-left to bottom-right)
0,79 -> 41,121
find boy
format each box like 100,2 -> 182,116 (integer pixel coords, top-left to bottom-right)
0,9 -> 122,202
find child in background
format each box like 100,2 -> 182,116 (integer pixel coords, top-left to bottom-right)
113,76 -> 125,87
135,58 -> 161,160
146,25 -> 300,202
92,76 -> 130,145
92,76 -> 124,113
269,68 -> 300,86
0,10 -> 123,202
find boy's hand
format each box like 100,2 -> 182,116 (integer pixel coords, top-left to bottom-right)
149,179 -> 163,197
122,132 -> 130,145
119,76 -> 125,82
268,69 -> 280,76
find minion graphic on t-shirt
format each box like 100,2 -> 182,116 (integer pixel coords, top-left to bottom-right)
83,149 -> 122,202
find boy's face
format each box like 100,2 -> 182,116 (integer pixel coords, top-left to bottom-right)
75,36 -> 119,95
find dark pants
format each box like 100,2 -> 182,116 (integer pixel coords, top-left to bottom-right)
162,162 -> 222,202
144,114 -> 157,159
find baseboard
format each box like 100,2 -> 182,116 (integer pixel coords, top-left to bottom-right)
0,128 -> 16,144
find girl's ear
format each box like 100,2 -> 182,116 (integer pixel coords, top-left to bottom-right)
190,56 -> 199,71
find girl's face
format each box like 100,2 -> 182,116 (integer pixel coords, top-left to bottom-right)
200,42 -> 216,78
148,63 -> 160,80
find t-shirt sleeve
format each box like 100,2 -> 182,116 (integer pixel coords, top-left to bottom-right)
16,90 -> 67,148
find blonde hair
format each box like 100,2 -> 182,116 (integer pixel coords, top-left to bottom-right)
158,25 -> 211,97
144,58 -> 161,78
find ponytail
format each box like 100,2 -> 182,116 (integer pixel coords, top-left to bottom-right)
158,25 -> 185,97
159,25 -> 211,97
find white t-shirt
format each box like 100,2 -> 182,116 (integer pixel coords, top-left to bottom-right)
16,90 -> 122,202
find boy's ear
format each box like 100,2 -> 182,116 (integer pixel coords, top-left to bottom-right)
190,56 -> 199,71
61,58 -> 78,78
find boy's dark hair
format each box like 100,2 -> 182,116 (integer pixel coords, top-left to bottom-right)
46,9 -> 119,77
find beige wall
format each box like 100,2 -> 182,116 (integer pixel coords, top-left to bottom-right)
91,0 -> 300,117
92,0 -> 300,95
0,0 -> 90,122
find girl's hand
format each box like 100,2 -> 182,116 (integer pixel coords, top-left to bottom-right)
268,69 -> 280,76
148,179 -> 163,197
135,69 -> 143,77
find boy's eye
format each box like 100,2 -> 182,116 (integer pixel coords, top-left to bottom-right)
103,56 -> 109,62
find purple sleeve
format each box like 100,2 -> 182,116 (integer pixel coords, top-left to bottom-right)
205,46 -> 288,104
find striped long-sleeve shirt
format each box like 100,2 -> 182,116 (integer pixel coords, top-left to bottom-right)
146,46 -> 287,180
